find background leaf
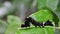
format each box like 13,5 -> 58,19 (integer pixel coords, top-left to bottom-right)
5,15 -> 22,34
0,20 -> 7,34
37,0 -> 58,11
54,0 -> 60,21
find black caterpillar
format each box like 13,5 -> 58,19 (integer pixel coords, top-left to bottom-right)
21,17 -> 53,28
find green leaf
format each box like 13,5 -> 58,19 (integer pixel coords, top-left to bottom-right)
16,26 -> 55,34
29,9 -> 53,22
38,0 -> 58,11
0,20 -> 7,33
5,15 -> 22,34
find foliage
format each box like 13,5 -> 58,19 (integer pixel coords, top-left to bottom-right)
5,15 -> 22,34
0,20 -> 7,34
0,0 -> 60,34
16,26 -> 55,34
29,9 -> 53,22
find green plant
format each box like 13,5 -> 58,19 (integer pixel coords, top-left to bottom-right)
4,0 -> 60,34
